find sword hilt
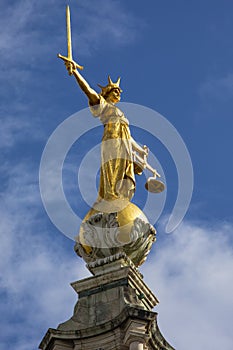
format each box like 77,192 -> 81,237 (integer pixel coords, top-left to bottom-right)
57,54 -> 84,74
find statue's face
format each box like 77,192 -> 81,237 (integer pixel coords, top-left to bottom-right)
107,88 -> 121,104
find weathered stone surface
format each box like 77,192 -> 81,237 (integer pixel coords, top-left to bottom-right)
39,257 -> 174,350
39,308 -> 174,350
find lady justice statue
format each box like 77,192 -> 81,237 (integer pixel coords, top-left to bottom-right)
58,6 -> 164,267
68,73 -> 148,203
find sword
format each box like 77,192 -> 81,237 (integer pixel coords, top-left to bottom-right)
57,5 -> 83,75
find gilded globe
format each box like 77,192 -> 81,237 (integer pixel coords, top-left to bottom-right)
75,199 -> 156,267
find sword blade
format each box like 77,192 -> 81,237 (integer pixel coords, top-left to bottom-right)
66,5 -> 72,60
57,6 -> 84,72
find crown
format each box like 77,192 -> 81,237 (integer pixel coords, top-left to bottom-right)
98,76 -> 122,97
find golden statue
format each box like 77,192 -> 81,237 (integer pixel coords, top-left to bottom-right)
71,73 -> 149,202
58,7 -> 163,204
58,6 -> 165,266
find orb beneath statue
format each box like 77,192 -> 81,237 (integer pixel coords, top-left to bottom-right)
74,199 -> 156,267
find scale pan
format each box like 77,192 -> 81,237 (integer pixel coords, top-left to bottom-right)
145,177 -> 165,193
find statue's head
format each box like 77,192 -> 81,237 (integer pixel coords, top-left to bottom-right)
98,76 -> 122,103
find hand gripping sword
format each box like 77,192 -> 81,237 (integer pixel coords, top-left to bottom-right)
57,5 -> 83,75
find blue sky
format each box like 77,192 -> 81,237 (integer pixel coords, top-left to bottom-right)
0,0 -> 233,349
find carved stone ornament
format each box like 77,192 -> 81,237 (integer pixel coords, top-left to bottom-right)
74,212 -> 156,267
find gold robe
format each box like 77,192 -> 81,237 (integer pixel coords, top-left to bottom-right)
90,96 -> 135,201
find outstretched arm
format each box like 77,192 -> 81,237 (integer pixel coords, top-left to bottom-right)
64,60 -> 100,106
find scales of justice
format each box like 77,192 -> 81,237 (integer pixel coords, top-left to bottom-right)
58,6 -> 165,267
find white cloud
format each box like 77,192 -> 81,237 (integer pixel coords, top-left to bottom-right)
0,0 -> 142,69
0,0 -> 33,52
196,72 -> 233,123
199,73 -> 233,101
141,221 -> 233,350
0,161 -> 88,350
0,116 -> 31,149
76,0 -> 144,55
